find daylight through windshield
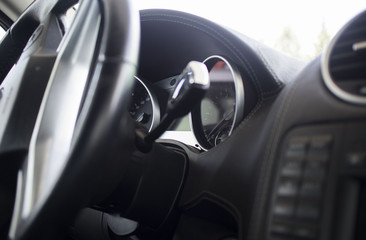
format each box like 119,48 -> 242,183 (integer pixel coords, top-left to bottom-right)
137,0 -> 366,61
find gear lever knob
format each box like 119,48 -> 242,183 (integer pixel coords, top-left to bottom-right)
137,61 -> 209,152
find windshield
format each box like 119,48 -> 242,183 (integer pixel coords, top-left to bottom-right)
1,0 -> 365,62
137,0 -> 366,61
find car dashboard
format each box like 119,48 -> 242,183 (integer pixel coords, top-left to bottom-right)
135,10 -> 303,149
129,9 -> 366,240
0,2 -> 366,240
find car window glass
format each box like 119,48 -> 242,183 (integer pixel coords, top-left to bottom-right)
136,0 -> 366,61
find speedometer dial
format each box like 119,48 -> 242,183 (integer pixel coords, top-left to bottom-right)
191,56 -> 244,149
129,77 -> 160,132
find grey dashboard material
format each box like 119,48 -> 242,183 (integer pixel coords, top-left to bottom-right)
139,10 -> 305,98
0,1 -> 366,240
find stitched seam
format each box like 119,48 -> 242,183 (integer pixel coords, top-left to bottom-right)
141,16 -> 265,130
247,79 -> 300,240
182,191 -> 243,236
141,14 -> 271,132
262,87 -> 283,95
256,47 -> 282,86
236,100 -> 262,131
141,14 -> 264,98
141,16 -> 261,95
140,17 -> 267,205
142,16 -> 268,235
140,13 -> 301,239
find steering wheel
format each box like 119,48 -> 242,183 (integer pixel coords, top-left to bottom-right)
0,0 -> 139,239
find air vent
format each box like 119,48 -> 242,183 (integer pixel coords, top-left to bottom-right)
322,10 -> 366,105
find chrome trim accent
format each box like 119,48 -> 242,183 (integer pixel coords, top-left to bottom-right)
190,55 -> 245,149
160,130 -> 201,149
321,10 -> 366,105
352,41 -> 366,51
134,76 -> 160,132
171,78 -> 186,100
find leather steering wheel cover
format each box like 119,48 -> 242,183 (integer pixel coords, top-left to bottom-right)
7,0 -> 140,239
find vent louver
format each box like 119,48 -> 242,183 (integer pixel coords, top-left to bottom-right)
322,10 -> 366,105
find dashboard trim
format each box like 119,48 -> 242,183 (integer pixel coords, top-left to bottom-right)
133,76 -> 160,132
321,10 -> 366,105
190,55 -> 244,149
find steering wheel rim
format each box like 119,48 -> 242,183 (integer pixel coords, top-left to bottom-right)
0,0 -> 140,239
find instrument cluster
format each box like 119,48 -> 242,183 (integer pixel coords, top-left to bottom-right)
129,56 -> 245,149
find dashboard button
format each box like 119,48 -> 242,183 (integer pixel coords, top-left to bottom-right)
296,200 -> 320,220
346,152 -> 366,168
277,178 -> 300,197
292,225 -> 317,239
274,197 -> 296,218
299,180 -> 323,198
307,135 -> 332,162
271,222 -> 292,237
310,135 -> 332,148
285,138 -> 308,161
281,160 -> 303,177
303,161 -> 326,180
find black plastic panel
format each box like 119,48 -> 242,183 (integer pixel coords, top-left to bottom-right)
269,122 -> 366,240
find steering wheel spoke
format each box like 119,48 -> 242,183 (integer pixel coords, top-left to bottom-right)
0,0 -> 140,239
9,1 -> 102,238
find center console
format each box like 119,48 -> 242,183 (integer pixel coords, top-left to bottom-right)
269,122 -> 366,240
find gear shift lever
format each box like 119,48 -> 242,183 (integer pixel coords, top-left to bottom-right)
136,61 -> 209,152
